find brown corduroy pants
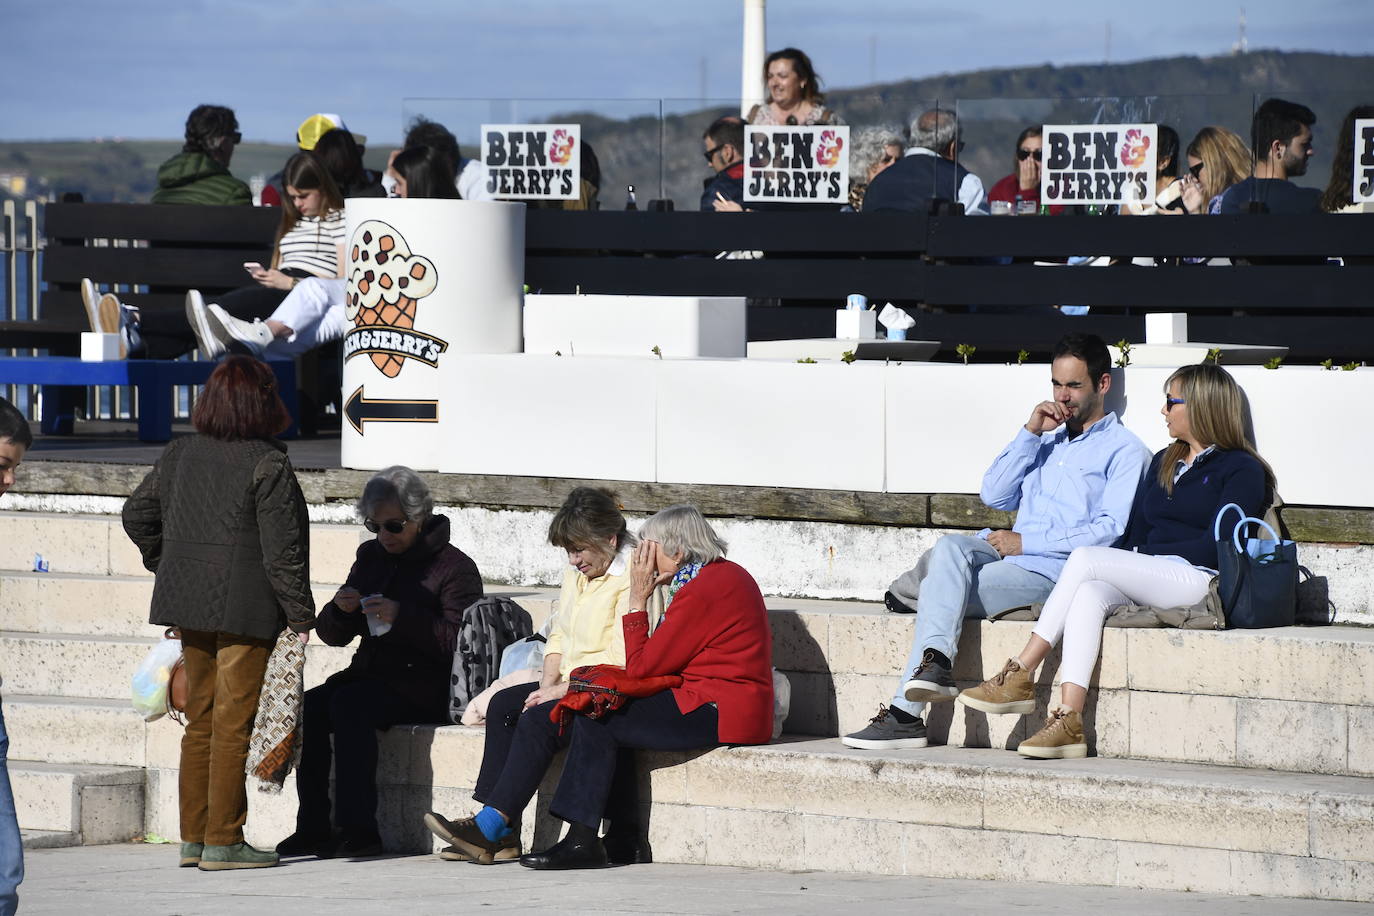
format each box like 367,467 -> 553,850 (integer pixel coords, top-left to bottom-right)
177,628 -> 274,846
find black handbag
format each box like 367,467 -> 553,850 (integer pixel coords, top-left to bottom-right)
1213,503 -> 1298,629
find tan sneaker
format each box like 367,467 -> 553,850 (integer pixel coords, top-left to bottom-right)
957,658 -> 1035,715
1017,705 -> 1087,759
438,838 -> 521,862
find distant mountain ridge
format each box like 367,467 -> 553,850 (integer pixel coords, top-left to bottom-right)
3,50 -> 1369,205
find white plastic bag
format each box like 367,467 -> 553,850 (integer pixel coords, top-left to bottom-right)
131,636 -> 183,722
499,634 -> 546,680
771,668 -> 791,740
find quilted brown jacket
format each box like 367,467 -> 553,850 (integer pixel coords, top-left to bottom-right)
122,434 -> 316,640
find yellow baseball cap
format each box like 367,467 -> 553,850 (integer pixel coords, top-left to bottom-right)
297,113 -> 367,150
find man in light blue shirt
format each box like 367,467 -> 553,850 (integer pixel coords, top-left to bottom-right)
844,334 -> 1149,750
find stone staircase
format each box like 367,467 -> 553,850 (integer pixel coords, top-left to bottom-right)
1,510 -> 1371,902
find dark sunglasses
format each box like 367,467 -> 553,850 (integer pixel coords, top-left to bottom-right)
703,144 -> 722,164
1017,147 -> 1042,162
364,517 -> 408,534
1189,161 -> 1204,179
1165,396 -> 1186,410
231,131 -> 243,145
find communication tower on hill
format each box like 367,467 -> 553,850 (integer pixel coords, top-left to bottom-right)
1232,6 -> 1249,55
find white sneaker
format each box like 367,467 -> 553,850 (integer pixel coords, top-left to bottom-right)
185,290 -> 225,359
80,278 -> 102,332
206,303 -> 273,357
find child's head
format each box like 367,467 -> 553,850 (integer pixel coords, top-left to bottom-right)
0,396 -> 32,496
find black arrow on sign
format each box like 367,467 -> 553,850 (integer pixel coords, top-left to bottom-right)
344,386 -> 439,436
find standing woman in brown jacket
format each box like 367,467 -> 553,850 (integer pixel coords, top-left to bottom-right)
123,355 -> 315,871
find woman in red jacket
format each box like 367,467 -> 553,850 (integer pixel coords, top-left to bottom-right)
442,504 -> 773,870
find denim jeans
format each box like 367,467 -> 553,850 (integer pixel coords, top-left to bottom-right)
0,699 -> 23,916
888,534 -> 1054,717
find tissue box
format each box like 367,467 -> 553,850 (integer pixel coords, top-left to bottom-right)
80,332 -> 121,361
835,309 -> 876,340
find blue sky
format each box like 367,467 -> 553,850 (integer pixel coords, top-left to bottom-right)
4,0 -> 1370,143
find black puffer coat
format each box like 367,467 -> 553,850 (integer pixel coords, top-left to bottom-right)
122,435 -> 316,640
315,514 -> 483,718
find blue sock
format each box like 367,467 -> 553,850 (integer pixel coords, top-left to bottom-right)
475,806 -> 511,842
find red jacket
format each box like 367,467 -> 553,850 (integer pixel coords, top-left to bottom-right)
622,559 -> 773,744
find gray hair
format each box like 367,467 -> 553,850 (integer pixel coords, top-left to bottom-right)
850,124 -> 905,179
357,465 -> 433,524
638,504 -> 728,565
911,108 -> 958,155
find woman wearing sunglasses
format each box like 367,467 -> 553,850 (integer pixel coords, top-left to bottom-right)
276,465 -> 483,859
958,364 -> 1274,758
987,126 -> 1063,215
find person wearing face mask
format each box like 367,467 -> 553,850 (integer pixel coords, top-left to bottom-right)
959,364 -> 1274,758
423,487 -> 649,865
746,47 -> 840,126
276,466 -> 483,860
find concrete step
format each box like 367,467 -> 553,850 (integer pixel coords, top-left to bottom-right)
770,601 -> 1374,778
0,570 -> 556,640
3,695 -> 148,766
134,726 -> 1374,903
10,761 -> 144,845
20,828 -> 79,850
0,512 -> 362,585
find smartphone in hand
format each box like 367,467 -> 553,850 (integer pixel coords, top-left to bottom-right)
243,261 -> 264,275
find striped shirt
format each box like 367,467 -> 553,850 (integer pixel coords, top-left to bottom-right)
277,209 -> 345,277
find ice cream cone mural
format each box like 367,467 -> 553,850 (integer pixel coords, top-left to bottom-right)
344,220 -> 445,378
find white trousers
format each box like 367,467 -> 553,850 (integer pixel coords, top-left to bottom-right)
263,277 -> 347,358
1031,546 -> 1213,688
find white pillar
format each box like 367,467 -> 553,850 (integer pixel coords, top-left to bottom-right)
741,0 -> 766,118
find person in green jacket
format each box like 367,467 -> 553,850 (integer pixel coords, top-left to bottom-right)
152,104 -> 252,206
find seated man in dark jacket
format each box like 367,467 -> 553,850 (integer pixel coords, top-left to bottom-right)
700,115 -> 746,210
276,466 -> 483,859
152,105 -> 251,206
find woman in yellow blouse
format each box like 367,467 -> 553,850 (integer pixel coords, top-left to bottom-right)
425,487 -> 638,862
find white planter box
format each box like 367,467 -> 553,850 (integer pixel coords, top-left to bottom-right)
523,294 -> 746,358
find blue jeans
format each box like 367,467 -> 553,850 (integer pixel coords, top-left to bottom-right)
0,700 -> 23,916
888,534 -> 1054,717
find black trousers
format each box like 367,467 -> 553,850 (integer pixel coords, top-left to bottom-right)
294,675 -> 429,839
138,285 -> 288,359
485,688 -> 718,831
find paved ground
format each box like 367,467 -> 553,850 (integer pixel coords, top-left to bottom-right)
17,843 -> 1370,915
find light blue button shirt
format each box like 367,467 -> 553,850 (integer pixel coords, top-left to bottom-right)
978,412 -> 1150,580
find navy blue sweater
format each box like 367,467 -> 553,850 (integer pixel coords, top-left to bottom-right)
1121,447 -> 1270,569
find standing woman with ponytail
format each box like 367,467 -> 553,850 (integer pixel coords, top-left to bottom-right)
958,363 -> 1274,758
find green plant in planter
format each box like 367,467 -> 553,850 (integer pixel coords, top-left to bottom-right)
1342,361 -> 1360,371
1263,356 -> 1283,370
1205,348 -> 1222,364
955,343 -> 976,365
651,345 -> 662,359
796,357 -> 817,364
1321,358 -> 1335,370
1016,349 -> 1030,365
841,350 -> 856,364
1114,340 -> 1132,368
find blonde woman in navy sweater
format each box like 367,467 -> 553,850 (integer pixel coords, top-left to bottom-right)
958,363 -> 1274,758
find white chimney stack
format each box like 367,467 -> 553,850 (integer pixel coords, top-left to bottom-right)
741,0 -> 767,118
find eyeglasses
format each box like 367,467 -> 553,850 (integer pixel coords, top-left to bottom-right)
703,145 -> 722,164
231,131 -> 243,145
1164,396 -> 1186,410
1189,161 -> 1204,179
364,517 -> 408,534
1017,147 -> 1042,162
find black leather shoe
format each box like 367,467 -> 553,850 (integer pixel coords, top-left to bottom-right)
316,829 -> 385,859
275,829 -> 330,857
519,833 -> 608,870
602,831 -> 651,865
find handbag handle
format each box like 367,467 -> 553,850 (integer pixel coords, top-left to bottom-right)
1232,515 -> 1281,553
1213,503 -> 1247,541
